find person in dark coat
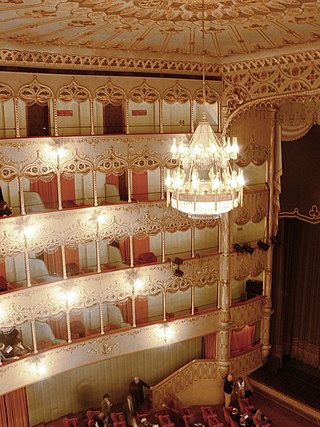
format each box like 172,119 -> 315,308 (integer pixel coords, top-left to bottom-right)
0,187 -> 12,217
128,376 -> 150,409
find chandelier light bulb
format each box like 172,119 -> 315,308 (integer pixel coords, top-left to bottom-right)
165,171 -> 172,187
171,138 -> 178,155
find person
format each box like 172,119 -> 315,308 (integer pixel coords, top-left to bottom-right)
252,408 -> 271,426
0,342 -> 18,363
93,411 -> 108,427
0,187 -> 12,217
224,373 -> 234,407
230,407 -> 240,424
236,376 -> 247,398
128,376 -> 151,409
12,338 -> 31,357
239,414 -> 253,426
101,393 -> 112,419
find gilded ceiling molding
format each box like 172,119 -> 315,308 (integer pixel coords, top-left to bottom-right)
222,50 -> 320,73
0,49 -> 220,76
221,50 -> 320,125
18,77 -> 54,105
57,79 -> 91,102
94,79 -> 127,106
223,88 -> 320,134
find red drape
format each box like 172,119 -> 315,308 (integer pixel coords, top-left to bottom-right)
30,176 -> 58,208
106,174 -> 120,186
44,248 -> 63,277
30,176 -> 75,209
204,333 -> 216,359
0,258 -> 7,291
0,388 -> 29,427
230,325 -> 255,356
132,171 -> 148,201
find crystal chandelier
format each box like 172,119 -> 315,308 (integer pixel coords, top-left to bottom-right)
165,0 -> 245,220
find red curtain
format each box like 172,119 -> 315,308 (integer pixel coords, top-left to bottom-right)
30,176 -> 58,208
204,333 -> 216,359
230,325 -> 255,356
30,175 -> 75,208
44,248 -> 63,277
0,258 -> 7,291
61,175 -> 76,206
0,388 -> 29,427
106,174 -> 120,186
132,171 -> 148,201
133,236 -> 150,263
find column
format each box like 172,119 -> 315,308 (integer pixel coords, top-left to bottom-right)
217,212 -> 232,379
261,109 -> 277,363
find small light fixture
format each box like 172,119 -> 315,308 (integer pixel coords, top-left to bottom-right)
174,257 -> 183,265
257,240 -> 270,251
243,243 -> 254,255
97,214 -> 106,225
134,279 -> 143,292
233,243 -> 244,253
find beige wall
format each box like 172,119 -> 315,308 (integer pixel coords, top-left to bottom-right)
26,337 -> 202,425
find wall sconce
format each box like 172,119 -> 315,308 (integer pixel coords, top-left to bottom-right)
174,257 -> 183,266
174,268 -> 184,277
36,360 -> 47,376
257,240 -> 270,251
243,243 -> 255,255
158,324 -> 175,343
233,243 -> 244,253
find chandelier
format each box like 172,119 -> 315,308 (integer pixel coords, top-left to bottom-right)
165,0 -> 245,220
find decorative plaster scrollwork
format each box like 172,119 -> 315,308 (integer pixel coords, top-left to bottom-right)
132,212 -> 162,238
233,252 -> 267,281
277,101 -> 320,141
231,298 -> 263,328
60,148 -> 93,176
96,147 -> 128,175
163,82 -> 191,104
130,146 -> 161,172
230,345 -> 263,376
0,156 -> 17,182
95,80 -> 126,106
18,78 -> 53,105
194,84 -> 219,105
57,79 -> 91,102
0,83 -> 13,102
129,81 -> 160,103
237,141 -> 269,167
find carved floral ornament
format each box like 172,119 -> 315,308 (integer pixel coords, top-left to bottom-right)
0,76 -> 218,107
94,80 -> 126,106
57,79 -> 91,102
18,78 -> 54,105
222,53 -> 320,121
0,261 -> 220,330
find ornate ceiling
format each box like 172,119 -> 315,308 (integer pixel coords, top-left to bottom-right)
0,0 -> 319,66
